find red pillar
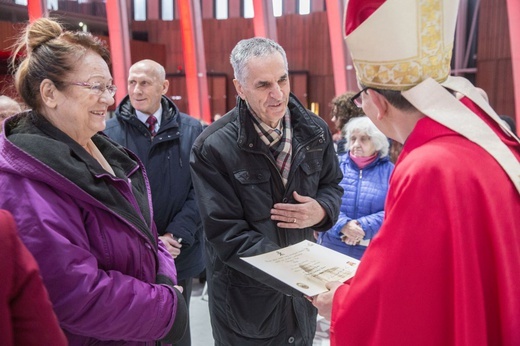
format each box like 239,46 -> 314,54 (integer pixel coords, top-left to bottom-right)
106,0 -> 132,105
325,0 -> 351,95
283,0 -> 297,15
178,0 -> 211,123
311,0 -> 326,12
228,0 -> 241,18
201,0 -> 215,19
27,0 -> 48,21
147,0 -> 160,20
506,0 -> 520,132
253,0 -> 278,40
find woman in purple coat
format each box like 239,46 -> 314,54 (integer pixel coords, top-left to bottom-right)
318,116 -> 394,260
0,18 -> 187,345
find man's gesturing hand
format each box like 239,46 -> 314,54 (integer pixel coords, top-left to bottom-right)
271,191 -> 326,228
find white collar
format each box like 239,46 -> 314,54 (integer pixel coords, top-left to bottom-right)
136,105 -> 163,129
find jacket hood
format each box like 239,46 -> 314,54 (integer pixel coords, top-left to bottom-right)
0,112 -> 154,234
0,112 -> 83,196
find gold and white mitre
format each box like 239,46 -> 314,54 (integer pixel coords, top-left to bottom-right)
344,0 -> 459,90
344,0 -> 520,193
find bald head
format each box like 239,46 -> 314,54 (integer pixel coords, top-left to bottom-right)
127,59 -> 169,115
130,59 -> 166,81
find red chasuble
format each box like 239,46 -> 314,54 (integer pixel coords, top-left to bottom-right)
0,210 -> 67,345
330,108 -> 520,345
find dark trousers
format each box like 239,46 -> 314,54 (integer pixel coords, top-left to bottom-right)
172,278 -> 193,346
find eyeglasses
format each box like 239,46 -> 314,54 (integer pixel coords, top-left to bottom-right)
350,87 -> 375,108
65,82 -> 117,97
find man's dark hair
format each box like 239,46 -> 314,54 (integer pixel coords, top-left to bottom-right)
368,87 -> 416,112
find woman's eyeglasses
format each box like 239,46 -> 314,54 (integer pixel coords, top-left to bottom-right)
65,82 -> 117,97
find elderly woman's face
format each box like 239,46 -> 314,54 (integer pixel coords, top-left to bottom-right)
349,130 -> 376,157
51,51 -> 114,144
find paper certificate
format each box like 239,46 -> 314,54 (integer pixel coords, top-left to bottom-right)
241,240 -> 360,296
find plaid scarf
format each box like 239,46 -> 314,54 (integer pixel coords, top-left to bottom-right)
251,108 -> 292,186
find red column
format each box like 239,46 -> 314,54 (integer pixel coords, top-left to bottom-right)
283,0 -> 297,15
106,0 -> 132,105
178,0 -> 211,123
253,0 -> 278,40
506,0 -> 520,131
201,0 -> 215,19
311,0 -> 326,12
27,0 -> 48,21
147,0 -> 160,20
228,0 -> 241,18
325,0 -> 350,95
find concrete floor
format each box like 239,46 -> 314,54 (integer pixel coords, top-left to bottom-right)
189,279 -> 331,346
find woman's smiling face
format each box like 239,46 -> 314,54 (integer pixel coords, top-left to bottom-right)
50,51 -> 114,144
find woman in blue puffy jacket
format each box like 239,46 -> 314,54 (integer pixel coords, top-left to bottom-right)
319,116 -> 394,260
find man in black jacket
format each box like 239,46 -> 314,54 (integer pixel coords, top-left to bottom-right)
190,38 -> 343,345
104,59 -> 204,346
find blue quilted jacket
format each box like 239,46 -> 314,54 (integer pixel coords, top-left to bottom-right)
319,152 -> 394,259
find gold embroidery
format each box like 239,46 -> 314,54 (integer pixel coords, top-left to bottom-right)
354,0 -> 452,90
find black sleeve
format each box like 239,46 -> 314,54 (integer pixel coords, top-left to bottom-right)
159,286 -> 189,344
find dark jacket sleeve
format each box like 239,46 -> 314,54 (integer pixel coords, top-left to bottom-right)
165,186 -> 201,247
159,286 -> 188,344
164,121 -> 204,246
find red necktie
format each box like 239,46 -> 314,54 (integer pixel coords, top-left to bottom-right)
146,115 -> 158,137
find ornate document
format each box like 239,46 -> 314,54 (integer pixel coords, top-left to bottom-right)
241,240 -> 360,296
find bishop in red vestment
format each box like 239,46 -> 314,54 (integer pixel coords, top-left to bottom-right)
312,1 -> 520,345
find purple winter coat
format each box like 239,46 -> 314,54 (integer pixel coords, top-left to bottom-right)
0,113 -> 188,345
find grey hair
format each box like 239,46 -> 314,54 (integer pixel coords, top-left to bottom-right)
230,37 -> 288,85
344,116 -> 390,158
